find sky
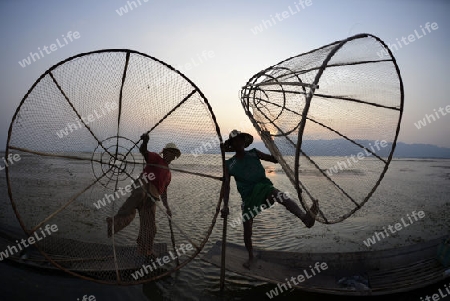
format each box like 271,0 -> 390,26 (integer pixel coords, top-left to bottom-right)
1,0 -> 449,150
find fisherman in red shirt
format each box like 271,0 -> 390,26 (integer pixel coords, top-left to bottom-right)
107,133 -> 181,257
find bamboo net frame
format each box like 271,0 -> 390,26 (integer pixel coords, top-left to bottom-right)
240,33 -> 404,224
5,49 -> 226,285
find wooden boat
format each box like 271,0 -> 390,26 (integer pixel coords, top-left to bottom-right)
203,236 -> 449,296
2,222 -> 448,292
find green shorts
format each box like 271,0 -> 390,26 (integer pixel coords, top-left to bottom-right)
241,181 -> 274,221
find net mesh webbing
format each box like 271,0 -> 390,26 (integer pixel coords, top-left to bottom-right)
240,34 -> 404,224
6,50 -> 225,284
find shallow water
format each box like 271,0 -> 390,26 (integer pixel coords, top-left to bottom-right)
0,153 -> 449,300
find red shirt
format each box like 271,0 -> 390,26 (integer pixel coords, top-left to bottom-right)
143,152 -> 171,195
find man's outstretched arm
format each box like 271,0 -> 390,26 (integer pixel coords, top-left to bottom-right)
140,133 -> 149,158
256,149 -> 278,163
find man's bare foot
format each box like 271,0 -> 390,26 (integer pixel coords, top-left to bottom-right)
243,257 -> 256,269
304,200 -> 319,228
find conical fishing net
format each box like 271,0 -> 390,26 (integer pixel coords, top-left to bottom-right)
240,34 -> 404,224
6,50 -> 225,284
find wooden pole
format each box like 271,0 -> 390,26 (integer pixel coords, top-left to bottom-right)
219,175 -> 230,294
168,218 -> 180,266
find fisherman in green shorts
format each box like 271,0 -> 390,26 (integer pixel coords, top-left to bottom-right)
222,130 -> 318,269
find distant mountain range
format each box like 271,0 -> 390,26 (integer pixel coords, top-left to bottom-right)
3,139 -> 449,159
251,139 -> 450,159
